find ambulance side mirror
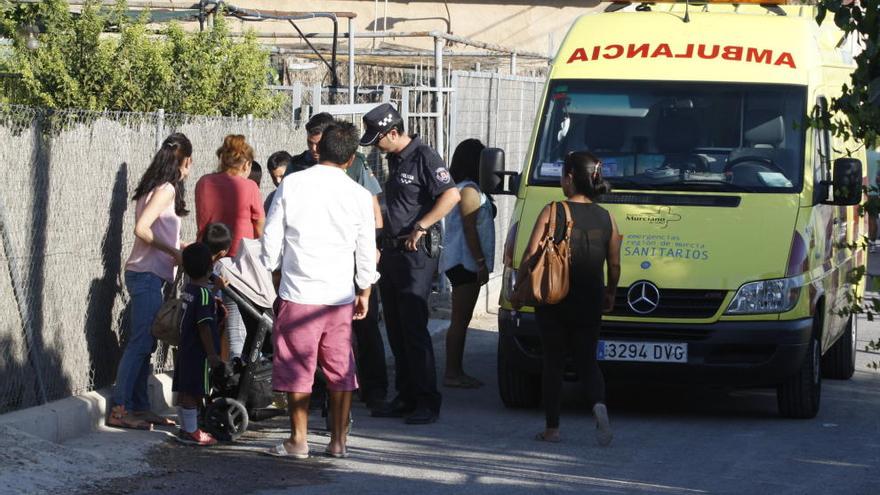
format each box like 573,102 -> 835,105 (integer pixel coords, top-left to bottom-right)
480,148 -> 519,196
829,158 -> 862,206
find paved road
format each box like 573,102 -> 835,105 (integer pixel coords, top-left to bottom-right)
43,308 -> 879,495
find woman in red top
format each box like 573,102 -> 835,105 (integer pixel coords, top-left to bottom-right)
195,135 -> 265,256
195,135 -> 265,358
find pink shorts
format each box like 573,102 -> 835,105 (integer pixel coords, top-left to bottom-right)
272,300 -> 359,393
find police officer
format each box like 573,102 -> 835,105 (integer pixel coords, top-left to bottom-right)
362,103 -> 461,424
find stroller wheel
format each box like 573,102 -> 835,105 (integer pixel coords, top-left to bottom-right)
205,398 -> 249,441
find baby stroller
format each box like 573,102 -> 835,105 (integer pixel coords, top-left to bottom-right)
202,239 -> 284,441
201,239 -> 351,440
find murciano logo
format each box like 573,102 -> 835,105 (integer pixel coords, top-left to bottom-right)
625,206 -> 681,229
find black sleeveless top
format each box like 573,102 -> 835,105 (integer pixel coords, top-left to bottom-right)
548,201 -> 612,312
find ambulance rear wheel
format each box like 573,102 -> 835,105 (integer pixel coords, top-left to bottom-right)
497,340 -> 541,408
822,316 -> 856,380
777,334 -> 821,419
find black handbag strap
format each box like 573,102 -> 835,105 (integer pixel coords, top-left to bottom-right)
552,201 -> 573,244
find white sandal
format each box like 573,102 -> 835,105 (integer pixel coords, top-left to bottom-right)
593,404 -> 613,447
265,442 -> 309,459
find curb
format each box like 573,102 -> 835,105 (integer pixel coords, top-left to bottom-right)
0,373 -> 174,444
0,317 -> 455,445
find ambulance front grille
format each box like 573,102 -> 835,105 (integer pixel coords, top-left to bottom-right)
611,287 -> 727,319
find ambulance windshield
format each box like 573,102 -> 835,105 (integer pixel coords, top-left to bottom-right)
531,80 -> 807,193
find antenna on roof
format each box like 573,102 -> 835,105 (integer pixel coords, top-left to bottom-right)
605,1 -> 631,13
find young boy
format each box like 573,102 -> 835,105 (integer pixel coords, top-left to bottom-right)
173,242 -> 223,446
203,222 -> 232,261
202,222 -> 234,361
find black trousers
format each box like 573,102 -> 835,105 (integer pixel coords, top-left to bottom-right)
536,304 -> 605,429
352,286 -> 388,402
378,249 -> 442,413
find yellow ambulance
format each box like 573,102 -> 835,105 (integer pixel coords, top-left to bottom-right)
483,1 -> 867,418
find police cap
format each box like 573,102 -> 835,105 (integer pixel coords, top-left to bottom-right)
360,103 -> 403,146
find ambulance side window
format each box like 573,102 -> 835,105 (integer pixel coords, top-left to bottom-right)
813,96 -> 832,204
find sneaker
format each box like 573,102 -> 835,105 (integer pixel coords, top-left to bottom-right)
593,403 -> 613,447
175,428 -> 218,446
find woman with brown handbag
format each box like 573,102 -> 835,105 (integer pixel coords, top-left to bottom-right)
512,151 -> 621,446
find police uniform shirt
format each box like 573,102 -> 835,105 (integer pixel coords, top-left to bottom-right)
288,150 -> 317,172
385,135 -> 455,237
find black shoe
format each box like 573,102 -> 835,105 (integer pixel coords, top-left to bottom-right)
404,408 -> 438,425
365,397 -> 388,411
360,389 -> 388,407
370,397 -> 415,418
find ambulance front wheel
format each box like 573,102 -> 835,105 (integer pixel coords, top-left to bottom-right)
777,334 -> 821,419
497,339 -> 541,408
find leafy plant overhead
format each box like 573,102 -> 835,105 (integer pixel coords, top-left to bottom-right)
815,0 -> 879,150
0,0 -> 282,117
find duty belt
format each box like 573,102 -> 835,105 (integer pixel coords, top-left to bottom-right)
379,225 -> 441,258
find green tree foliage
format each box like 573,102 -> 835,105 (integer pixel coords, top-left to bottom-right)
815,0 -> 879,149
0,0 -> 282,116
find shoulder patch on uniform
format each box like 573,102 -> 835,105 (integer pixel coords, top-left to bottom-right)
435,167 -> 451,184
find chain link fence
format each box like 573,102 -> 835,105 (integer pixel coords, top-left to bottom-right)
0,106 -> 305,413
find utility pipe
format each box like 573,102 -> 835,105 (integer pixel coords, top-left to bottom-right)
12,0 -> 357,17
434,36 -> 444,160
271,48 -> 548,59
348,18 -> 355,110
254,30 -> 549,59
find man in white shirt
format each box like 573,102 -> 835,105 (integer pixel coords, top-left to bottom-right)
261,122 -> 378,459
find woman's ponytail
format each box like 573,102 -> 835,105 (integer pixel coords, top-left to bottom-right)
564,151 -> 610,199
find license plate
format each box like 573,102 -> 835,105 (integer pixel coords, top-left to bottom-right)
597,341 -> 687,363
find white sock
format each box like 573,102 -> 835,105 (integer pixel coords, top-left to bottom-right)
179,407 -> 198,433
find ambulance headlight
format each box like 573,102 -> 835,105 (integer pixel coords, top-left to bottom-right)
725,277 -> 802,315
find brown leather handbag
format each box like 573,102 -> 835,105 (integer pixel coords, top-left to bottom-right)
512,201 -> 573,307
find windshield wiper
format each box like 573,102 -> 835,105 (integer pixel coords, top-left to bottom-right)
607,178 -> 644,189
668,179 -> 758,193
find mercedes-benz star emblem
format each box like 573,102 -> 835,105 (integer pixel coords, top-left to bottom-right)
626,281 -> 660,315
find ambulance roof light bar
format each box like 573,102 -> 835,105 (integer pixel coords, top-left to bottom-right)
605,0 -> 789,15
